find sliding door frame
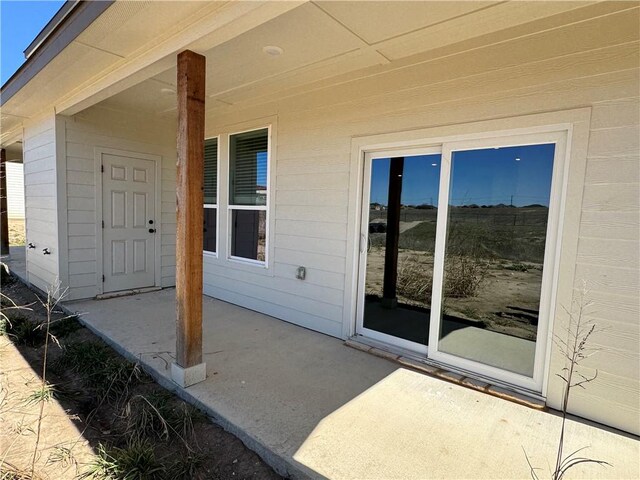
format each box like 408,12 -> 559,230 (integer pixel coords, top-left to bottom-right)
356,146 -> 442,355
427,131 -> 568,392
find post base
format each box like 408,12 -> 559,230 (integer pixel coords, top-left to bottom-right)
171,362 -> 206,387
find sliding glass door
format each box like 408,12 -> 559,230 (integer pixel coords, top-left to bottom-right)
358,148 -> 441,353
357,131 -> 565,391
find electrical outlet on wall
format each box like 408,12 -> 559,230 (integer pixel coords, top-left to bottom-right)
296,266 -> 306,280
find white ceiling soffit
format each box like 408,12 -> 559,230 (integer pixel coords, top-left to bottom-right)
0,0 -> 307,131
97,0 -> 617,117
315,0 -> 498,45
164,0 -> 607,110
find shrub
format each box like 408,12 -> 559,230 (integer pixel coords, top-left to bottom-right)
81,439 -> 165,480
2,313 -> 45,347
397,256 -> 433,304
55,341 -> 145,401
444,254 -> 486,298
49,315 -> 83,338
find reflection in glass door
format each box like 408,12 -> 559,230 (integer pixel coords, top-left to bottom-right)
360,153 -> 441,352
358,133 -> 564,391
428,138 -> 561,389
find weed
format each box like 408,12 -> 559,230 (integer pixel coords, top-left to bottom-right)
461,307 -> 480,319
0,462 -> 43,479
169,402 -> 206,447
504,263 -> 529,272
123,392 -> 205,447
54,341 -> 113,374
47,445 -> 76,468
49,315 -> 83,338
397,256 -> 433,304
54,341 -> 145,401
80,439 -> 166,480
2,314 -> 45,347
444,254 -> 486,298
525,283 -> 610,479
24,383 -> 57,406
124,394 -> 172,441
168,452 -> 206,478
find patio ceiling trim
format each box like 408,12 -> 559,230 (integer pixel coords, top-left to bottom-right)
0,0 -> 114,106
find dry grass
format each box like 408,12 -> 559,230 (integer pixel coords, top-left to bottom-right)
444,254 -> 487,298
8,219 -> 25,246
397,256 -> 433,304
396,253 -> 487,304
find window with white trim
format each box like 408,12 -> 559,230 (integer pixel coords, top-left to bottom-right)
203,137 -> 218,254
228,128 -> 269,263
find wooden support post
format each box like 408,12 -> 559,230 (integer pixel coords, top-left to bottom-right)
174,50 -> 206,385
0,149 -> 9,256
382,157 -> 404,308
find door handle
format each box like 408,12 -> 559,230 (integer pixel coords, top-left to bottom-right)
149,228 -> 156,233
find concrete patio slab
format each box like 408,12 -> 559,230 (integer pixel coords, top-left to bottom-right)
66,289 -> 639,479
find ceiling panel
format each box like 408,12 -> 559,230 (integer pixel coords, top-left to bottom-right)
76,1 -> 214,57
93,0 -> 618,119
99,79 -> 176,116
377,1 -> 594,60
315,1 -> 497,44
200,2 -> 363,96
5,42 -> 122,118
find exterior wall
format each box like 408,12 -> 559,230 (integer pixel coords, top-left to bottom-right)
6,162 -> 25,219
62,106 -> 177,300
200,12 -> 639,434
22,114 -> 60,291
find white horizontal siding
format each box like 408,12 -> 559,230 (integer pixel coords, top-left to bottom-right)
5,162 -> 25,219
62,108 -> 177,300
22,116 -> 59,291
197,12 -> 639,434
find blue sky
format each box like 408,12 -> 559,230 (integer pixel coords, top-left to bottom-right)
370,144 -> 555,207
1,0 -> 65,85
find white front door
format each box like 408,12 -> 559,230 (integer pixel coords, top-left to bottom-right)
102,153 -> 156,293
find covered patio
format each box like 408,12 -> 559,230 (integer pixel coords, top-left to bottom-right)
56,288 -> 638,480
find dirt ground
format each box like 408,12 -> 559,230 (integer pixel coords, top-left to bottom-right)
8,218 -> 25,246
0,275 -> 283,480
366,246 -> 542,341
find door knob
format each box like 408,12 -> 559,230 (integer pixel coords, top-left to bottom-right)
149,228 -> 156,233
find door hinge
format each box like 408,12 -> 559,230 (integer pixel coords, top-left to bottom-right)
101,164 -> 104,173
101,220 -> 104,228
102,274 -> 105,282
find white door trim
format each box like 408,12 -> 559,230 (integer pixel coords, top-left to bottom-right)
355,147 -> 442,355
345,109 -> 592,397
95,147 -> 162,295
427,130 -> 568,393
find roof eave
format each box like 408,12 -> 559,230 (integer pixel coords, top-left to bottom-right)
0,0 -> 114,108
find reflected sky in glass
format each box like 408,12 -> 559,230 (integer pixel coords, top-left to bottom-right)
450,144 -> 554,207
370,144 -> 554,208
371,154 -> 441,206
257,151 -> 268,189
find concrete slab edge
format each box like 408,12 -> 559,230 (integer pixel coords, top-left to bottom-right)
345,338 -> 546,411
61,304 -> 318,480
